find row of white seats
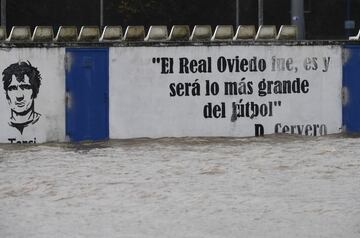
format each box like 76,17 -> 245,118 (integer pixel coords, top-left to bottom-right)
0,25 -> 299,42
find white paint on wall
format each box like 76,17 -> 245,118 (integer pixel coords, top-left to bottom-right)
110,45 -> 342,139
0,48 -> 66,143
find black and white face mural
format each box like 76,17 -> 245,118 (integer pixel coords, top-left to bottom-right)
2,61 -> 42,134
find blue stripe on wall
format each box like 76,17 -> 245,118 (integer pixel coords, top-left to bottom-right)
343,45 -> 360,133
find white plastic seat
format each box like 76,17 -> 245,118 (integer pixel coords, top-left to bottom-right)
255,25 -> 277,40
32,26 -> 54,42
0,26 -> 7,41
168,25 -> 190,41
145,25 -> 168,41
123,26 -> 145,41
349,29 -> 360,40
190,25 -> 212,41
55,26 -> 78,42
276,25 -> 298,40
100,26 -> 123,41
8,26 -> 31,42
211,25 -> 234,41
78,26 -> 100,42
233,25 -> 256,40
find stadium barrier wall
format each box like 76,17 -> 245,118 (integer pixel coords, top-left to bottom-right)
109,45 -> 342,139
0,48 -> 66,144
0,42 -> 359,143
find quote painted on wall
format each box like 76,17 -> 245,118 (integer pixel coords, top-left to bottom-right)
152,54 -> 332,136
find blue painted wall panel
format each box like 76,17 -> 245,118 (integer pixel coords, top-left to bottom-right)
66,48 -> 109,141
343,45 -> 360,133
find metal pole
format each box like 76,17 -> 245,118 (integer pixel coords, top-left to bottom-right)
258,0 -> 263,26
236,0 -> 239,28
100,0 -> 103,29
347,0 -> 351,20
291,0 -> 305,39
1,0 -> 6,28
346,0 -> 351,37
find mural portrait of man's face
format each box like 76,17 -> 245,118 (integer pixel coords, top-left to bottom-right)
7,74 -> 34,113
2,61 -> 42,134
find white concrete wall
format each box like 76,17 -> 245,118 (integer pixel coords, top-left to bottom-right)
0,48 -> 65,143
110,45 -> 342,138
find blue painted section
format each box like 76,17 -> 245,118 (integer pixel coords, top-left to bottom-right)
343,45 -> 360,133
66,48 -> 109,141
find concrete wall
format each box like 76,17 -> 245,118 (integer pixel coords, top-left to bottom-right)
0,48 -> 65,144
110,45 -> 342,138
0,44 -> 349,143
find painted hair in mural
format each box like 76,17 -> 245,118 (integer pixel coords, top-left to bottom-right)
2,61 -> 42,134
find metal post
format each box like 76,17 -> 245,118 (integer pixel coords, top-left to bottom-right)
1,0 -> 6,28
100,0 -> 103,29
236,0 -> 239,28
346,0 -> 352,37
258,0 -> 263,26
347,0 -> 351,21
291,0 -> 305,39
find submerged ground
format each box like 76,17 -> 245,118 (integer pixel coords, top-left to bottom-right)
0,135 -> 359,238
